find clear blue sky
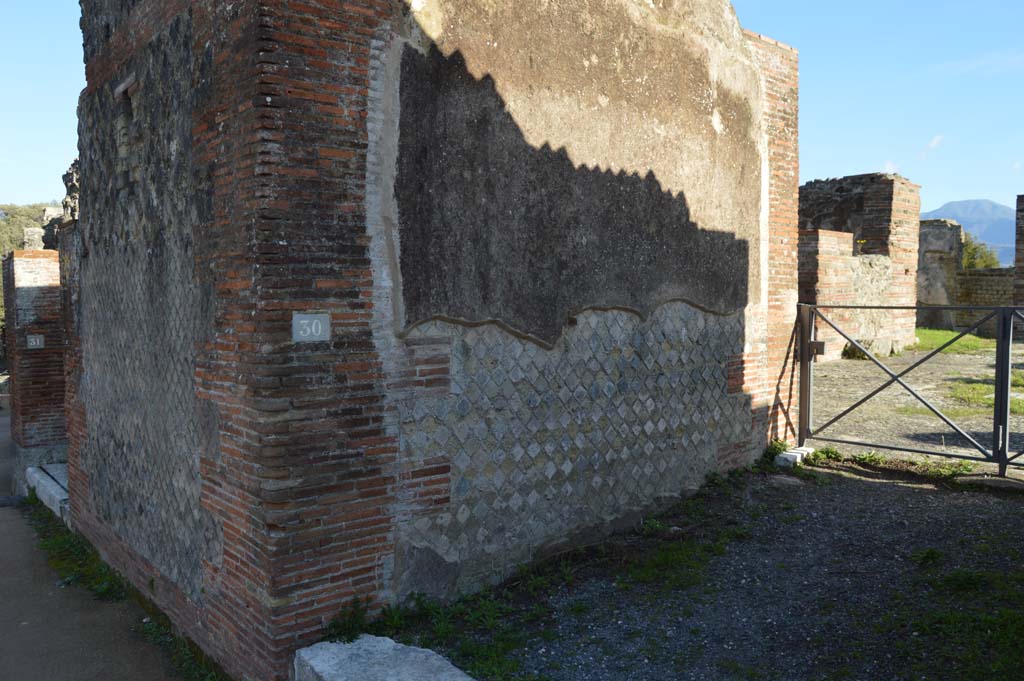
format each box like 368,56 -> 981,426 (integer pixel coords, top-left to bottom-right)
1,1 -> 1022,211
733,0 -> 1024,211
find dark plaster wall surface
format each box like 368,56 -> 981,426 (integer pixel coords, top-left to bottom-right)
389,0 -> 765,345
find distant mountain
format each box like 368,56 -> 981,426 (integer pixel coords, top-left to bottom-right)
922,199 -> 1016,266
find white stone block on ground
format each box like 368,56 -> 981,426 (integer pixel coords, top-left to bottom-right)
775,446 -> 815,468
25,466 -> 70,527
294,636 -> 475,681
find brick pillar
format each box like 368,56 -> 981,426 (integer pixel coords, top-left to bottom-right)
1015,195 -> 1024,306
745,31 -> 800,443
887,177 -> 922,348
2,250 -> 67,495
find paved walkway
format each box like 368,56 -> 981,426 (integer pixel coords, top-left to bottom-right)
0,415 -> 178,680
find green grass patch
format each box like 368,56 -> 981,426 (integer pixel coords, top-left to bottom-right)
912,328 -> 996,354
325,593 -> 545,681
882,569 -> 1024,680
803,446 -> 843,466
895,405 -> 989,420
910,548 -> 944,568
801,447 -> 974,482
948,375 -> 1024,415
140,614 -> 231,681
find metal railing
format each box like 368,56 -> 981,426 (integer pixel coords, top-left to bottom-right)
798,304 -> 1024,476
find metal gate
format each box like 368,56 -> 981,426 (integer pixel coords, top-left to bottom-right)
798,304 -> 1024,477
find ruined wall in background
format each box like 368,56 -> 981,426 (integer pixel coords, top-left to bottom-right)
798,230 -> 905,361
917,219 -> 964,330
1016,195 -> 1024,306
955,268 -> 1014,337
799,174 -> 921,360
2,250 -> 66,495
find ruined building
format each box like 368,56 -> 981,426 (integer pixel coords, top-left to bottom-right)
3,160 -> 80,496
54,1 -> 800,678
798,173 -> 921,360
915,195 -> 1024,337
917,219 -> 965,330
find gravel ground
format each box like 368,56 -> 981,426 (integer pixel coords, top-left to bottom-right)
408,463 -> 1024,681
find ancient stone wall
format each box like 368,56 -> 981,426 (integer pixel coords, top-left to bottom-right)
74,8 -> 220,602
71,2 -> 272,679
955,268 -> 1014,337
370,0 -> 773,600
2,251 -> 67,495
1016,195 -> 1024,306
798,174 -> 921,360
917,219 -> 964,330
72,2 -> 800,679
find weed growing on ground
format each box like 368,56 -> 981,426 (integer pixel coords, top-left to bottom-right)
850,451 -> 886,467
800,447 -> 974,485
910,548 -> 944,568
841,344 -> 870,360
639,518 -> 668,536
760,438 -> 788,468
21,491 -> 128,601
140,614 -> 230,681
803,446 -> 843,466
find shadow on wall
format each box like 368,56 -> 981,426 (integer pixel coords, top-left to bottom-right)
394,44 -> 753,346
381,32 -> 772,599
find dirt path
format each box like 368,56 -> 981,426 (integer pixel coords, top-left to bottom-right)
0,507 -> 179,681
0,409 -> 178,681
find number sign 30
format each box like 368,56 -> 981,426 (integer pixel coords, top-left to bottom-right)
292,313 -> 331,343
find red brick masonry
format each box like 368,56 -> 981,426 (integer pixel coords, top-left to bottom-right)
3,250 -> 67,454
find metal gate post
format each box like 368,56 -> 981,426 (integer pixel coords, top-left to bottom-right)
993,307 -> 1013,477
798,306 -> 814,447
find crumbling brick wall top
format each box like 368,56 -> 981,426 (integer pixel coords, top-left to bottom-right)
798,173 -> 921,358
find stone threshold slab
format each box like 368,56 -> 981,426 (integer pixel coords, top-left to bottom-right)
26,464 -> 70,527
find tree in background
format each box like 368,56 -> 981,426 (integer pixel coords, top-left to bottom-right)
0,203 -> 52,333
962,231 -> 1001,270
